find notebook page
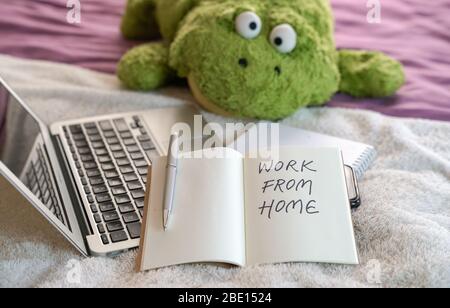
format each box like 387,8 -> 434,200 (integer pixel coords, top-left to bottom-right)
244,147 -> 359,266
140,148 -> 246,270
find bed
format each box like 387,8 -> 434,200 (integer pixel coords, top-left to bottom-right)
0,0 -> 449,122
0,1 -> 449,288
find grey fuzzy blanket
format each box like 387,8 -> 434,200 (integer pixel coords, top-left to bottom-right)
0,55 -> 449,288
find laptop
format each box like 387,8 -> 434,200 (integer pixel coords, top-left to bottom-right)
0,76 -> 202,257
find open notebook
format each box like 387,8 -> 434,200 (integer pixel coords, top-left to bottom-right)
137,147 -> 359,271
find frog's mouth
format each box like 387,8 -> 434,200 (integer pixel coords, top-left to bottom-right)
188,74 -> 233,117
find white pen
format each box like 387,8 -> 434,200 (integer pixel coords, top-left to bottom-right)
163,133 -> 179,231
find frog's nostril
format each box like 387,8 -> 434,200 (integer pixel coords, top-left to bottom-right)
239,58 -> 248,68
275,66 -> 282,75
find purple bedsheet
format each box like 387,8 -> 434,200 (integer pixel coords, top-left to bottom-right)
0,0 -> 449,121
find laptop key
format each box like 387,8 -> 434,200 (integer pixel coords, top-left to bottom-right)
103,131 -> 116,138
105,170 -> 119,179
75,140 -> 88,148
120,131 -> 133,139
110,230 -> 128,243
123,138 -> 136,146
108,178 -> 123,187
120,166 -> 134,174
70,125 -> 82,134
118,203 -> 135,214
97,223 -> 105,234
137,167 -> 148,176
131,189 -> 145,200
89,135 -> 102,142
92,141 -> 105,149
134,160 -> 148,168
137,134 -> 151,142
72,133 -> 85,141
89,176 -> 104,186
84,122 -> 97,129
127,222 -> 141,239
115,195 -> 131,204
110,144 -> 123,152
113,151 -> 126,159
87,195 -> 94,204
94,214 -> 102,223
81,155 -> 94,162
127,145 -> 140,153
113,119 -> 129,132
135,198 -> 145,209
117,158 -> 130,166
98,156 -> 112,164
123,173 -> 138,182
86,128 -> 99,136
90,204 -> 98,213
127,181 -> 142,191
87,169 -> 101,178
84,162 -> 97,170
141,141 -> 156,151
103,211 -> 119,222
84,186 -> 91,195
101,234 -> 110,245
130,152 -> 144,160
78,147 -> 91,155
123,212 -> 139,224
111,186 -> 127,196
92,185 -> 108,195
99,120 -> 113,131
95,148 -> 108,156
106,137 -> 119,145
106,221 -> 124,232
101,163 -> 116,171
99,202 -> 115,212
96,193 -> 112,203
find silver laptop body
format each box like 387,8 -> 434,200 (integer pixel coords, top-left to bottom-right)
0,76 -> 201,257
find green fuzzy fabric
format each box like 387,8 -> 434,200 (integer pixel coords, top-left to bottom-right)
121,0 -> 160,40
338,50 -> 405,98
117,42 -> 174,90
118,0 -> 405,120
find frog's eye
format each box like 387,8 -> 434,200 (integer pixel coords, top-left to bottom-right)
270,24 -> 297,54
235,12 -> 262,39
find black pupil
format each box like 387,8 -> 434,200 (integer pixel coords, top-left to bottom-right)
249,22 -> 257,30
274,37 -> 283,46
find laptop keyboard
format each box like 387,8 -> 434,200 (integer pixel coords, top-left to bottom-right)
25,145 -> 66,225
63,116 -> 157,246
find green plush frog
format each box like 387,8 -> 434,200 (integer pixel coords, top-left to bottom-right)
118,0 -> 405,120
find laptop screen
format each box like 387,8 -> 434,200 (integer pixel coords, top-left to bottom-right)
0,82 -> 41,180
0,80 -> 89,256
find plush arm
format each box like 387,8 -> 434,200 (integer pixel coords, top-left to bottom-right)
338,50 -> 405,97
117,42 -> 174,90
121,0 -> 159,40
